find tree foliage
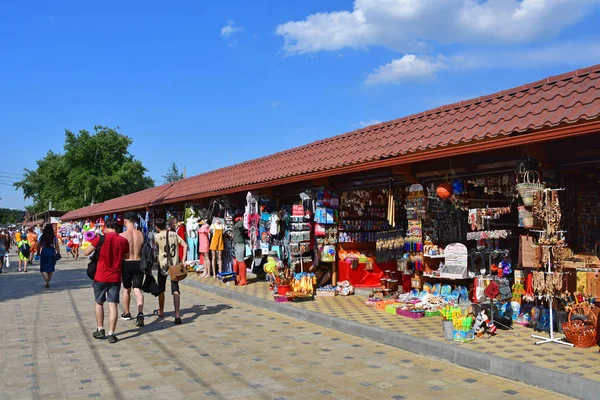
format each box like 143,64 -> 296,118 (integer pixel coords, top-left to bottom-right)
15,126 -> 154,213
163,162 -> 184,183
0,208 -> 24,224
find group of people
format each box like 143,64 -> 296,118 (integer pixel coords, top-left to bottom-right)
1,213 -> 191,345
0,226 -> 46,273
82,212 -> 187,344
0,225 -> 61,286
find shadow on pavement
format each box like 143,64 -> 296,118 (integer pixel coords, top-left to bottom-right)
117,303 -> 233,341
0,258 -> 90,303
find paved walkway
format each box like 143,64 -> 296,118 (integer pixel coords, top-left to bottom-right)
187,275 -> 600,383
0,257 -> 571,399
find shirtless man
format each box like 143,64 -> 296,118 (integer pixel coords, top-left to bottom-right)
120,212 -> 145,327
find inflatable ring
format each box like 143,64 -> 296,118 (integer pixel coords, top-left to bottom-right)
81,242 -> 91,250
85,230 -> 96,241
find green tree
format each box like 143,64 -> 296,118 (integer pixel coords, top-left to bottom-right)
163,162 -> 184,183
0,208 -> 25,224
14,126 -> 154,212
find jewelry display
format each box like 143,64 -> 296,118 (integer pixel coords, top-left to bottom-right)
530,188 -> 574,347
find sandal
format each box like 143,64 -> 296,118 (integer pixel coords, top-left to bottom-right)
153,309 -> 165,318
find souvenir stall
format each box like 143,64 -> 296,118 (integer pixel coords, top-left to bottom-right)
363,168 -> 524,337
337,185 -> 401,287
179,199 -> 237,277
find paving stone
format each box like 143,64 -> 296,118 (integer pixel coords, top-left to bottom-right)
0,259 -> 575,400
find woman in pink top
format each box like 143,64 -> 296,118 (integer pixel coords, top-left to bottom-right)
198,220 -> 211,278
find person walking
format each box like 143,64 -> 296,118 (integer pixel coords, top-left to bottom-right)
37,224 -> 60,288
14,230 -> 21,247
71,227 -> 82,260
84,218 -> 129,344
0,229 -> 10,274
154,218 -> 187,324
26,228 -> 38,264
119,212 -> 145,327
17,235 -> 30,272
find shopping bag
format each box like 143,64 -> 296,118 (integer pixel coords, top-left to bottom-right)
142,274 -> 162,296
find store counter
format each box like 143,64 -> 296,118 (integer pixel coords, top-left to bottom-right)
338,260 -> 396,287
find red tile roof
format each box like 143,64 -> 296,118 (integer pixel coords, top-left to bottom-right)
62,64 -> 600,220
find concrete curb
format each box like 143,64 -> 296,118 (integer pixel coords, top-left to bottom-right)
184,280 -> 598,400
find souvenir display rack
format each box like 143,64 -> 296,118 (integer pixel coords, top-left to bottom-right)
529,188 -> 574,346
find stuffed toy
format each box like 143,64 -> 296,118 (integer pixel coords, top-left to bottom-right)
473,310 -> 497,336
473,311 -> 488,337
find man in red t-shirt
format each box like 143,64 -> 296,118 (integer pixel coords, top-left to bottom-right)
84,217 -> 129,344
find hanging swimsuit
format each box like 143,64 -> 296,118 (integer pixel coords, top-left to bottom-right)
210,226 -> 225,251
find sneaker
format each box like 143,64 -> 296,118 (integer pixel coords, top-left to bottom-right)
107,334 -> 119,344
93,329 -> 106,339
120,313 -> 132,321
135,313 -> 144,327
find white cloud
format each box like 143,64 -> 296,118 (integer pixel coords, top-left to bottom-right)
276,0 -> 599,54
359,119 -> 382,127
366,54 -> 446,85
221,20 -> 243,38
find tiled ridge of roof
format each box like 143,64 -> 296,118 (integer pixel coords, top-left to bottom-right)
62,64 -> 600,220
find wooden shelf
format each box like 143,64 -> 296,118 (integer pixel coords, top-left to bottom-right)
424,254 -> 445,259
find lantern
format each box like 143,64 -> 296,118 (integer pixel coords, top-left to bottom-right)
436,183 -> 453,199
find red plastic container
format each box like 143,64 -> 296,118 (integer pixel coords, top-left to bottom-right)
277,285 -> 291,296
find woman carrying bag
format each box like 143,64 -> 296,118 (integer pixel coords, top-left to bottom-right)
37,224 -> 61,288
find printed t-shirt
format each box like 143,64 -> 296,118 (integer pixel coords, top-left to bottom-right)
155,230 -> 185,269
71,232 -> 82,245
90,233 -> 129,283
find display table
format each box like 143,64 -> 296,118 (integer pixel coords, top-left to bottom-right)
338,260 -> 395,287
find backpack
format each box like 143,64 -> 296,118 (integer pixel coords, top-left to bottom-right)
140,235 -> 155,274
87,236 -> 105,280
19,242 -> 31,258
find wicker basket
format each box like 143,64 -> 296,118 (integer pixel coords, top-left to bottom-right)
562,304 -> 597,348
516,171 -> 545,206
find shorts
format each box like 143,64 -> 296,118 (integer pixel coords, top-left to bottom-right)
122,260 -> 144,289
234,243 -> 245,261
158,271 -> 180,295
93,281 -> 120,304
72,244 -> 80,249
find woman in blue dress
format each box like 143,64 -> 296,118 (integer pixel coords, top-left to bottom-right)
37,224 -> 60,288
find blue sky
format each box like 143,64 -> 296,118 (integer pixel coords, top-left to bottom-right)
1,0 -> 600,209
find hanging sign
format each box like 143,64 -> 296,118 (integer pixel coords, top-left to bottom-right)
292,205 -> 304,217
440,243 -> 469,279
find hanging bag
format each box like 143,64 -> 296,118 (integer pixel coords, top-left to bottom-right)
166,231 -> 187,282
87,235 -> 105,280
516,170 -> 545,206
